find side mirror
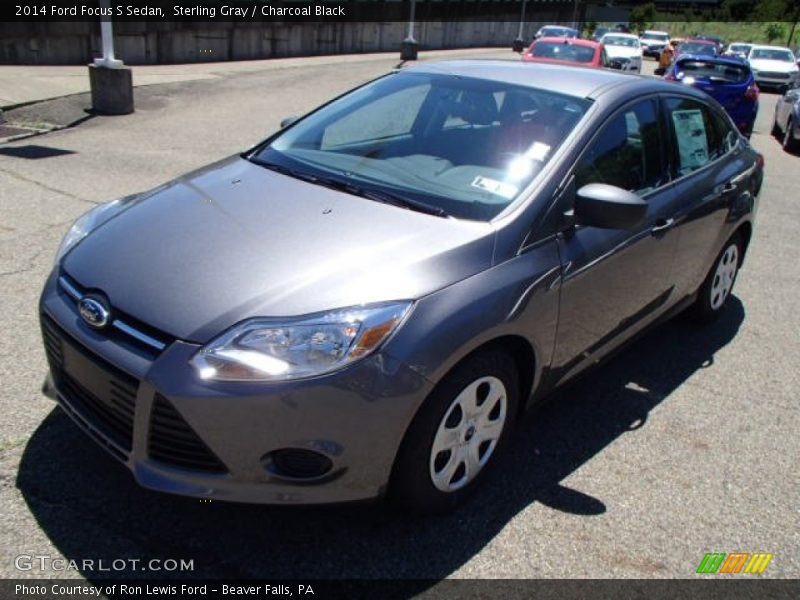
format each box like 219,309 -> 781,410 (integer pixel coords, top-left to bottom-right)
574,183 -> 647,229
280,115 -> 300,128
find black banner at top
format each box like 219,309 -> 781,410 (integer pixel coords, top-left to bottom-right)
9,0 -> 554,24
4,0 -> 800,23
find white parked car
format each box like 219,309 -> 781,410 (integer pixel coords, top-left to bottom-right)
747,45 -> 800,91
725,42 -> 752,60
639,30 -> 670,58
600,33 -> 643,72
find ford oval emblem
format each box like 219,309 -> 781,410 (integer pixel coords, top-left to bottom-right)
78,296 -> 110,329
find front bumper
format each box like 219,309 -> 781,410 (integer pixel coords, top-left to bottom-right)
40,271 -> 432,504
753,73 -> 795,88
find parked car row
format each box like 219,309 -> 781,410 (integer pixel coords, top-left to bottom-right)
521,25 -> 799,156
522,33 -> 642,73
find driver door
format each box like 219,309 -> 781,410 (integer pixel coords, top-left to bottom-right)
550,97 -> 680,385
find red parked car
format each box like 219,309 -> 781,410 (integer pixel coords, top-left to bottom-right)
522,37 -> 606,68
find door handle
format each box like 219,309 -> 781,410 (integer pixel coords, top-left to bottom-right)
651,217 -> 674,235
714,181 -> 737,195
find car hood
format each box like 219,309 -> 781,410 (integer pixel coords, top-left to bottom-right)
63,156 -> 495,343
749,59 -> 796,72
604,46 -> 641,59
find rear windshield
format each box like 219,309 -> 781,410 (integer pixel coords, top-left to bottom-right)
676,60 -> 750,83
750,48 -> 794,62
531,42 -> 596,63
541,27 -> 577,37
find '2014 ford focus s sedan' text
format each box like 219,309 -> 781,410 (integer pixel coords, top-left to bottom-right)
40,61 -> 762,513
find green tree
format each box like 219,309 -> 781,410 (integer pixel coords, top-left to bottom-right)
764,22 -> 785,43
629,2 -> 656,34
722,0 -> 753,20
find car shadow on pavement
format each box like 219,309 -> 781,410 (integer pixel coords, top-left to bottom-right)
16,297 -> 744,588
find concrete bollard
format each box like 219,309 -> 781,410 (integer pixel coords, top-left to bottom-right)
89,64 -> 134,115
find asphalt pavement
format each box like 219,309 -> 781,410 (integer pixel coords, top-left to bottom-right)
0,52 -> 797,588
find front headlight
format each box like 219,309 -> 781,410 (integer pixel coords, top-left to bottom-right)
191,302 -> 413,382
54,195 -> 139,264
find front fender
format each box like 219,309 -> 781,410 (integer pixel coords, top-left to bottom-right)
382,239 -> 562,408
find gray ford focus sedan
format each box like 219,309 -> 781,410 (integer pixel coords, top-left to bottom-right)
40,61 -> 762,512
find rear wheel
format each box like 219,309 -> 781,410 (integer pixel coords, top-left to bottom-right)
390,349 -> 519,514
783,117 -> 799,153
690,233 -> 742,323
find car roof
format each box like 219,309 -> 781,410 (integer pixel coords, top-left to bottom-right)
642,31 -> 669,35
404,59 -> 698,101
683,38 -> 717,45
534,37 -> 600,48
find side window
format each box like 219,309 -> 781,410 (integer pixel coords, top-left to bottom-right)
321,83 -> 430,149
711,109 -> 738,154
574,99 -> 664,195
664,97 -> 724,176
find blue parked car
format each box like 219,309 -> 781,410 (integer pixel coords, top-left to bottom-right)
665,54 -> 759,137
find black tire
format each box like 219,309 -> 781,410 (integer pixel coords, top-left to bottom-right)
783,117 -> 799,154
390,349 -> 519,514
771,117 -> 781,138
689,233 -> 743,323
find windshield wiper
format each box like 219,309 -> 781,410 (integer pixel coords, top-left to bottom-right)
248,157 -> 320,184
248,157 -> 449,218
315,177 -> 449,218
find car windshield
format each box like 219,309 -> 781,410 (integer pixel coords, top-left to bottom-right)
729,44 -> 751,53
604,36 -> 639,47
679,42 -> 716,55
252,72 -> 590,221
750,48 -> 794,61
643,33 -> 669,42
676,60 -> 749,83
531,42 -> 596,63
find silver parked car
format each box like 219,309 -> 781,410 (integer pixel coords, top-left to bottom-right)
41,61 -> 763,513
773,79 -> 800,153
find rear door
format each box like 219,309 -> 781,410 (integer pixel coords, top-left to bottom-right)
661,95 -> 755,296
775,81 -> 799,129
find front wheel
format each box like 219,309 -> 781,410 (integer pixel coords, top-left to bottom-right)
690,233 -> 742,323
390,349 -> 519,514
